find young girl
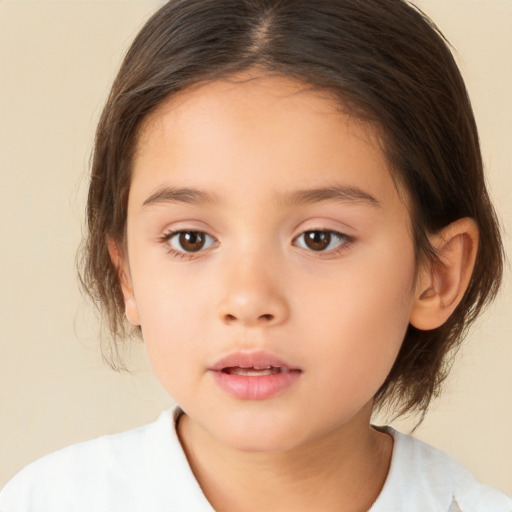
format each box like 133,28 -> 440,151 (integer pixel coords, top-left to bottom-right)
1,0 -> 510,510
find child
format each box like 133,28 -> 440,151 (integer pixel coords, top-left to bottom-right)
1,0 -> 510,510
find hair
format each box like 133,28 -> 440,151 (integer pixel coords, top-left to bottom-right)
80,0 -> 504,419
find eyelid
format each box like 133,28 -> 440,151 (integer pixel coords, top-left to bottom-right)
292,228 -> 355,256
161,229 -> 218,257
158,224 -> 354,260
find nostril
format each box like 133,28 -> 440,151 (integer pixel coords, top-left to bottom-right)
222,312 -> 274,324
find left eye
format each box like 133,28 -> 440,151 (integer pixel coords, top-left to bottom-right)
294,230 -> 348,252
166,231 -> 216,253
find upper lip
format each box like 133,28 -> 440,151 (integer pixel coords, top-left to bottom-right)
209,350 -> 301,372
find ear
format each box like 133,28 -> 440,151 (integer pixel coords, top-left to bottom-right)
107,238 -> 141,326
409,218 -> 479,331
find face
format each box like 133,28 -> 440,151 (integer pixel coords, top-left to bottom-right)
121,74 -> 419,453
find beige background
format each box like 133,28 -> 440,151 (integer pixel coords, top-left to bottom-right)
0,0 -> 511,496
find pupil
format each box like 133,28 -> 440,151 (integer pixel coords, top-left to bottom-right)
179,232 -> 204,252
305,231 -> 330,251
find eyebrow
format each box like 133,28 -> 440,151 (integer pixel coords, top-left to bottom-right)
142,186 -> 219,207
141,184 -> 380,209
280,185 -> 381,208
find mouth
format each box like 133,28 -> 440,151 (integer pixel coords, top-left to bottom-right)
209,351 -> 302,400
221,366 -> 292,377
210,350 -> 301,374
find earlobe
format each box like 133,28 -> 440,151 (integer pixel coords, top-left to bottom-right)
107,237 -> 141,326
409,218 -> 479,331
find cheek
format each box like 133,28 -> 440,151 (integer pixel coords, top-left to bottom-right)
139,300 -> 207,403
129,258 -> 210,388
295,241 -> 416,385
130,239 -> 206,329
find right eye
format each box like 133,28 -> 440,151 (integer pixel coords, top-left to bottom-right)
165,230 -> 216,254
294,229 -> 350,253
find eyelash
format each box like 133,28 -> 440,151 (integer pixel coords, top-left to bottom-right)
159,229 -> 354,260
159,230 -> 217,261
294,230 -> 354,256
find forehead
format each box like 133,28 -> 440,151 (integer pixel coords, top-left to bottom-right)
131,73 -> 406,214
136,74 -> 350,151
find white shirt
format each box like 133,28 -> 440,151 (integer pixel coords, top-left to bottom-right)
1,408 -> 510,512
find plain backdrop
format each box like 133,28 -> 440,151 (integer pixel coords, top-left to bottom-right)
0,0 -> 511,495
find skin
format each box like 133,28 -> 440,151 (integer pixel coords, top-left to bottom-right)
112,73 -> 479,511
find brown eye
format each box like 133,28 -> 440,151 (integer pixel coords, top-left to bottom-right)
295,230 -> 348,252
179,232 -> 204,252
304,231 -> 330,251
168,231 -> 215,253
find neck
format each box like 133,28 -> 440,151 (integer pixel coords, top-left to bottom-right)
177,404 -> 393,512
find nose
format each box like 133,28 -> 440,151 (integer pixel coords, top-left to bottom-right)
216,252 -> 290,328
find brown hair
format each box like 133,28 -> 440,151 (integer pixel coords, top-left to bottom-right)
80,0 -> 504,418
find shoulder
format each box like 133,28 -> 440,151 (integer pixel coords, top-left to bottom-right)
370,427 -> 512,512
0,408 -> 211,512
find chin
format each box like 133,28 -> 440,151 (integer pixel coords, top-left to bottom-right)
221,428 -> 303,454
211,411 -> 312,454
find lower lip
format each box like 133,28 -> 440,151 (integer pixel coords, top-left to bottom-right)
210,370 -> 301,400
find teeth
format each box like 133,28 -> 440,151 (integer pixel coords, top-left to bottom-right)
225,366 -> 283,376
